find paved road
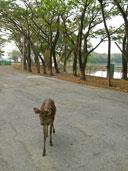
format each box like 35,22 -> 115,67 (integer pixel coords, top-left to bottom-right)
0,66 -> 128,171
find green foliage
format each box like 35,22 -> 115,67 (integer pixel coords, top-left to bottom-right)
0,33 -> 6,58
111,53 -> 122,64
43,50 -> 50,66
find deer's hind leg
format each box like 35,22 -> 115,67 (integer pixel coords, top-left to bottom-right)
46,125 -> 48,137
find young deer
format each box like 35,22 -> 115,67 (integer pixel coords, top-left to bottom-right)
33,98 -> 56,156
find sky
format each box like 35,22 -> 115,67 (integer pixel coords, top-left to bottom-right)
92,16 -> 123,54
3,42 -> 17,59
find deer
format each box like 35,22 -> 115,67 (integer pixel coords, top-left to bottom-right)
33,98 -> 56,156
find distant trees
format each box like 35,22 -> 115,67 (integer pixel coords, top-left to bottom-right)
0,0 -> 127,83
8,49 -> 21,62
0,33 -> 6,58
88,52 -> 122,64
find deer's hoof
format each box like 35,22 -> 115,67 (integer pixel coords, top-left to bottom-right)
42,153 -> 46,156
50,142 -> 53,146
42,150 -> 46,156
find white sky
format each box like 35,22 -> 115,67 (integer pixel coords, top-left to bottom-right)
93,41 -> 120,54
2,42 -> 17,59
93,16 -> 123,54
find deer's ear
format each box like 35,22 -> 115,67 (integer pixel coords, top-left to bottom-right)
33,108 -> 40,114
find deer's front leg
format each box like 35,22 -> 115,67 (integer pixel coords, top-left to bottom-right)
50,124 -> 53,146
43,125 -> 47,156
53,124 -> 55,133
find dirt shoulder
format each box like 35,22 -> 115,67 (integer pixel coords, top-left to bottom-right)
12,63 -> 128,93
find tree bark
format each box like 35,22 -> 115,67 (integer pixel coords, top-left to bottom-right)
38,54 -> 47,74
98,0 -> 111,86
34,55 -> 40,73
52,15 -> 60,73
30,43 -> 40,73
80,65 -> 86,80
49,28 -> 53,76
77,3 -> 88,80
52,48 -> 59,73
113,0 -> 128,80
63,42 -> 67,72
73,50 -> 77,76
26,40 -> 32,72
24,53 -> 27,70
122,35 -> 127,79
23,38 -> 27,70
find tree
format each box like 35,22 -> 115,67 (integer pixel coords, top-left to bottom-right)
0,41 -> 5,59
8,49 -> 21,62
113,0 -> 128,80
0,0 -> 43,73
98,0 -> 112,86
0,32 -> 6,58
61,0 -> 105,80
0,0 -> 30,70
23,0 -> 61,75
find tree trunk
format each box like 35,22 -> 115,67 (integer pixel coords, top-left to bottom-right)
99,0 -> 111,86
23,39 -> 27,70
53,47 -> 59,73
125,26 -> 128,79
27,40 -> 32,72
77,3 -> 87,80
30,44 -> 40,73
122,35 -> 127,79
73,50 -> 77,76
26,22 -> 32,72
34,55 -> 40,73
83,38 -> 88,78
22,36 -> 25,71
107,36 -> 111,86
79,50 -> 88,80
113,0 -> 128,80
63,43 -> 67,72
24,37 -> 40,73
49,28 -> 53,76
39,54 -> 47,74
80,66 -> 86,80
52,15 -> 60,74
122,57 -> 127,79
24,53 -> 27,70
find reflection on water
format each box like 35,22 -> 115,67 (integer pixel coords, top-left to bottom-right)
65,65 -> 127,79
90,71 -> 122,79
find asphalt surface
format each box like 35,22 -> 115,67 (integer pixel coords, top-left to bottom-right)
0,66 -> 128,171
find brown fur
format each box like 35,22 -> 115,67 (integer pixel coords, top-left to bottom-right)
33,98 -> 56,156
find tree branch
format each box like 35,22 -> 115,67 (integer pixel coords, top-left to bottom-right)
115,42 -> 128,62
